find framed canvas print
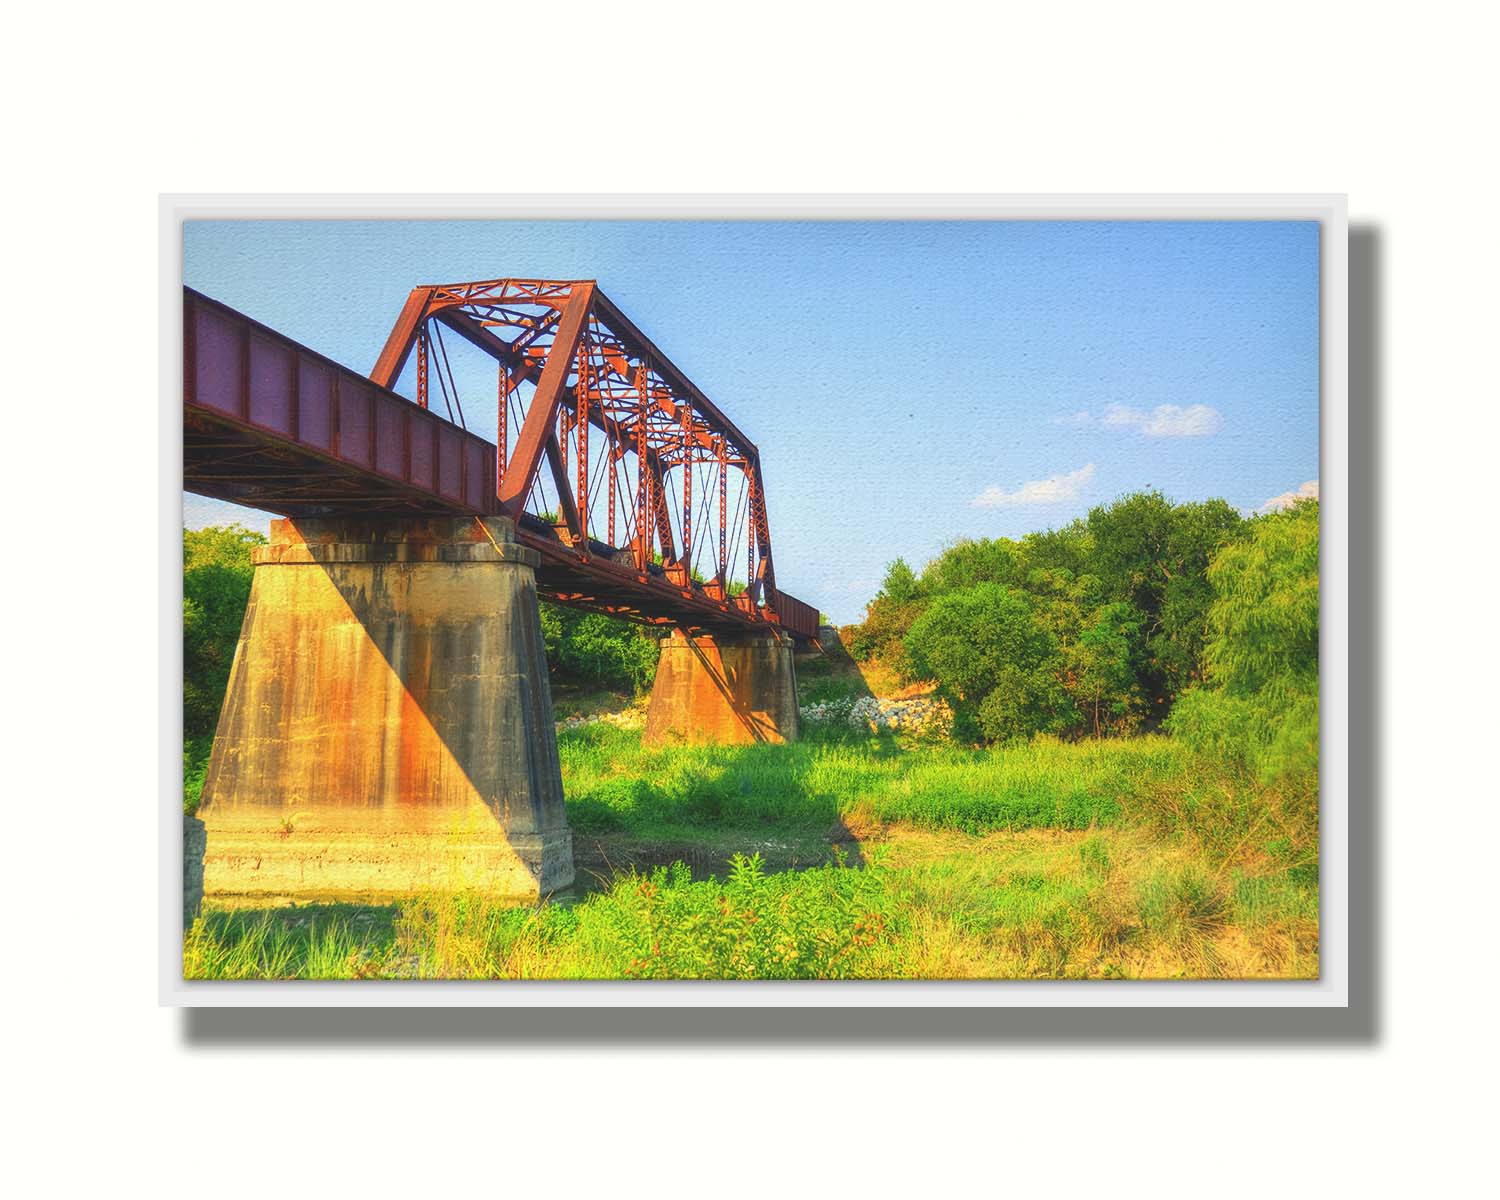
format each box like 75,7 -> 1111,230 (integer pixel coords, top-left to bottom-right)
159,194 -> 1348,1007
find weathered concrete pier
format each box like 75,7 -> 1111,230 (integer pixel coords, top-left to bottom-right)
196,515 -> 574,902
643,630 -> 801,745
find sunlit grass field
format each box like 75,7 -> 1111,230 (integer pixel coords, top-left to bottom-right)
563,722 -> 1194,836
185,724 -> 1318,981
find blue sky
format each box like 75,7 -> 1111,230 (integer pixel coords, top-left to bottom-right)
183,219 -> 1319,624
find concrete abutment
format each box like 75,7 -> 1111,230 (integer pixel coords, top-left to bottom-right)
195,515 -> 574,904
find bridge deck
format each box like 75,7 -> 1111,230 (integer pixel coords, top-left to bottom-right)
183,288 -> 818,642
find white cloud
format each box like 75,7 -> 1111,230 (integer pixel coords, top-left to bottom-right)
972,462 -> 1096,508
1256,479 -> 1319,514
1103,403 -> 1223,437
1051,410 -> 1093,427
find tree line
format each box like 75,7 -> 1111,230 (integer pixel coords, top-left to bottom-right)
849,490 -> 1318,783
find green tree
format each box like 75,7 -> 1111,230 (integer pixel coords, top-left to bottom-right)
1167,499 -> 1318,782
878,557 -> 920,606
917,538 -> 1022,595
846,491 -> 1263,742
904,583 -> 1076,743
1020,564 -> 1097,651
1086,491 -> 1244,712
1019,520 -> 1093,586
1069,601 -> 1147,737
1200,503 -> 1319,697
183,524 -> 265,736
540,603 -> 662,693
850,557 -> 927,666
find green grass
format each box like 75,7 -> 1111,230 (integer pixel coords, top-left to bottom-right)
187,853 -> 895,981
793,653 -> 874,705
186,727 -> 1318,981
186,822 -> 1318,981
560,724 -> 1194,839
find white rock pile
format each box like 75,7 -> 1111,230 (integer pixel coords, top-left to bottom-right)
556,707 -> 646,732
798,693 -> 950,734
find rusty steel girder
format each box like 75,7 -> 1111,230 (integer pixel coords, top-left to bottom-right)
368,278 -> 808,634
183,282 -> 820,644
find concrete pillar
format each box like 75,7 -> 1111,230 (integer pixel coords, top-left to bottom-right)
196,515 -> 574,903
643,630 -> 801,745
183,815 -> 206,927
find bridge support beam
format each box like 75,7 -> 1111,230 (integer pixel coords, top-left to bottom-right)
195,515 -> 574,904
643,630 -> 801,745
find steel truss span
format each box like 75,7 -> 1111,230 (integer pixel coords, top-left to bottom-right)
183,284 -> 819,643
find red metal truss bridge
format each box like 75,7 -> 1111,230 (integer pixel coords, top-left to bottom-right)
182,280 -> 820,644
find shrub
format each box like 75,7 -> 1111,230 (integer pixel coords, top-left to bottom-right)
904,583 -> 1076,742
1136,864 -> 1229,975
